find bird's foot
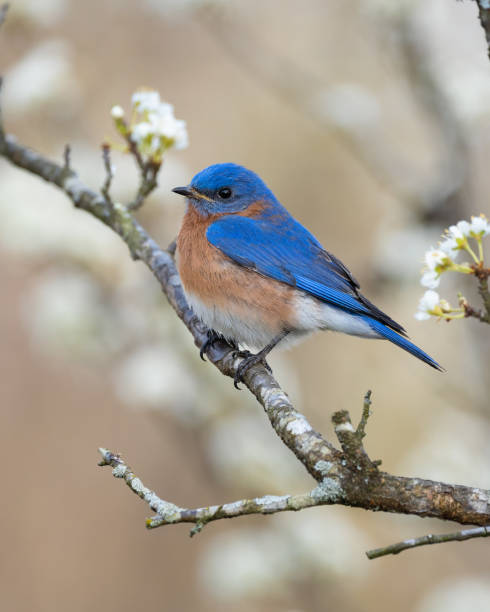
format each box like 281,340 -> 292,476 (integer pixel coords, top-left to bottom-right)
200,330 -> 237,361
200,330 -> 220,360
233,350 -> 272,389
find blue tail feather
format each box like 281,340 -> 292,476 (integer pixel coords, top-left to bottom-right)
365,317 -> 444,371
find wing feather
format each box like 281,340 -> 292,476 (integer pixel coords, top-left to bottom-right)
206,214 -> 405,335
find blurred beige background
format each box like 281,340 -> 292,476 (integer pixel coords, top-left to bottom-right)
1,1 -> 490,611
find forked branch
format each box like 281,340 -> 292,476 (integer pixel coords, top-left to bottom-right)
1,6 -> 489,557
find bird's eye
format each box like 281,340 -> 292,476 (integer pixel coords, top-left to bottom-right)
218,187 -> 232,200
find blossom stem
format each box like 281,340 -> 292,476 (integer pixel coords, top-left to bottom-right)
478,275 -> 490,323
450,263 -> 474,274
432,311 -> 465,320
464,241 -> 480,264
477,237 -> 484,263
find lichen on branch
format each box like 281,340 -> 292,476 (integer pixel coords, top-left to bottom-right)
1,4 -> 490,557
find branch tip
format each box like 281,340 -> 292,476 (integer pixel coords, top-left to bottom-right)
366,525 -> 490,560
356,389 -> 373,440
97,447 -> 113,466
63,144 -> 71,171
190,521 -> 206,537
1,66 -> 490,548
101,143 -> 114,205
476,0 -> 490,62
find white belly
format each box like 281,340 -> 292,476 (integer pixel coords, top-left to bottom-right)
185,288 -> 381,350
186,291 -> 284,349
294,293 -> 381,338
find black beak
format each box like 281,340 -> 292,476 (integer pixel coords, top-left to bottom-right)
172,186 -> 193,198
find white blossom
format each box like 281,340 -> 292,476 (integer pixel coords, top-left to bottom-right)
149,112 -> 188,149
469,214 -> 490,238
420,248 -> 450,288
439,236 -> 459,258
420,269 -> 440,289
129,89 -> 189,153
424,248 -> 447,271
110,105 -> 124,119
415,290 -> 440,321
130,121 -> 153,143
418,215 -> 489,290
447,220 -> 471,240
131,90 -> 162,113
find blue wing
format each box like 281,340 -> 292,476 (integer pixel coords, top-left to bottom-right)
206,213 -> 443,371
206,213 -> 405,334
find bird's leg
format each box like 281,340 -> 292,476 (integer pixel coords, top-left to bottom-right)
200,329 -> 237,361
234,330 -> 290,389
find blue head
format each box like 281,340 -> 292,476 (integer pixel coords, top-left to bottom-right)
172,163 -> 278,216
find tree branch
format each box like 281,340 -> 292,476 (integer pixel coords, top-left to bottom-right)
100,143 -> 114,206
2,115 -> 490,537
366,525 -> 490,559
475,265 -> 490,322
121,124 -> 161,211
98,448 -> 337,535
478,276 -> 490,322
476,0 -> 490,61
1,24 -> 490,556
463,265 -> 490,323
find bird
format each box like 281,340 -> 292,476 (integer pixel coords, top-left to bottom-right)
173,163 -> 442,387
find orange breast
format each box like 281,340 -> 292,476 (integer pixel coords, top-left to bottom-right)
176,206 -> 297,335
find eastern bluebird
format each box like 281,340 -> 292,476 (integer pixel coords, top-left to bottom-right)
173,163 -> 442,386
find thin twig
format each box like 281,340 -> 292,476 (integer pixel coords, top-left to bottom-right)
478,276 -> 490,322
331,402 -> 381,477
2,116 -> 490,531
63,144 -> 71,172
125,132 -> 146,172
98,448 -> 339,534
1,50 -> 490,551
475,265 -> 490,322
463,300 -> 489,324
128,159 -> 160,210
101,143 -> 114,205
120,130 -> 161,210
462,265 -> 490,324
356,389 -> 372,440
476,0 -> 490,62
366,525 -> 490,559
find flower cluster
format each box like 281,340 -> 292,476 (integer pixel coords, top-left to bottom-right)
415,215 -> 489,322
420,248 -> 452,290
110,89 -> 188,162
414,290 -> 450,321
